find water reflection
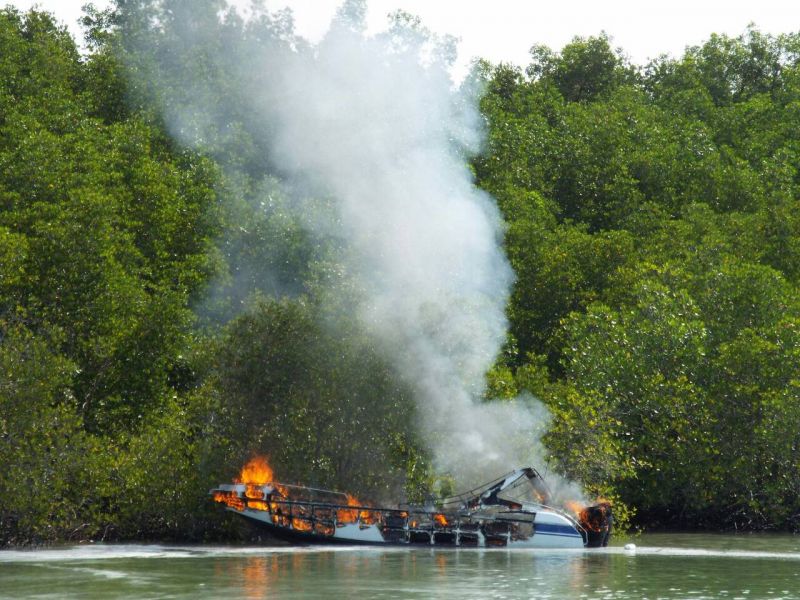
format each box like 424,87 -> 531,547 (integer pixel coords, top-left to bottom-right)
4,537 -> 800,599
250,546 -> 797,600
241,556 -> 277,600
223,548 -> 609,599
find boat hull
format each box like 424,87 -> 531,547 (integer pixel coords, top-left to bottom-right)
226,506 -> 586,549
211,468 -> 610,549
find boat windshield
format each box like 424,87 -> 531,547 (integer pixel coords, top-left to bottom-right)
496,471 -> 551,507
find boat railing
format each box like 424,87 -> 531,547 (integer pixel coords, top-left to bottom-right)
235,494 -> 540,529
270,482 -> 352,502
214,480 -> 586,539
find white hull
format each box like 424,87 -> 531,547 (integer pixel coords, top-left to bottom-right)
211,467 -> 605,549
228,504 -> 585,548
211,468 -> 611,548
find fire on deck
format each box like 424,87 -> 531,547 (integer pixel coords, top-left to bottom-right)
210,457 -> 612,548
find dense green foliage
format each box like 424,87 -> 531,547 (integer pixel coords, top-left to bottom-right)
1,3 -> 800,544
0,5 -> 424,544
476,30 -> 800,529
0,8 -> 233,543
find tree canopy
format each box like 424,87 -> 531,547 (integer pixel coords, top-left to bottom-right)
477,28 -> 800,530
2,4 -> 800,543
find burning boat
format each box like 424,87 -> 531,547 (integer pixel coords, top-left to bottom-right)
210,458 -> 612,548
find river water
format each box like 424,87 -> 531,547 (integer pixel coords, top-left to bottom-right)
2,534 -> 800,599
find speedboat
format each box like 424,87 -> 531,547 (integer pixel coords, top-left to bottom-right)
210,463 -> 612,548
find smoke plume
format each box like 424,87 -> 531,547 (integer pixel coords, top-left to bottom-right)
259,8 -> 538,483
119,0 -> 569,488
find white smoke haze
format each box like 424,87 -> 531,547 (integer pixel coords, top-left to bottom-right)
124,0 -> 586,495
262,9 -> 543,485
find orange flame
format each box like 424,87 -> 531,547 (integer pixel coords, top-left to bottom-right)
359,508 -> 376,525
434,513 -> 449,527
213,490 -> 244,511
564,498 -> 612,532
564,500 -> 586,517
273,514 -> 290,528
245,484 -> 265,500
292,518 -> 313,532
215,457 -> 385,531
235,456 -> 274,485
337,494 -> 361,524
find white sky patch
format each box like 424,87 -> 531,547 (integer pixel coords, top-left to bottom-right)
10,0 -> 799,79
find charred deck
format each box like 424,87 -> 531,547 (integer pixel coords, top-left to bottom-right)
210,467 -> 612,549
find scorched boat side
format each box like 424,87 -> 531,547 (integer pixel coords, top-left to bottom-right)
210,466 -> 612,548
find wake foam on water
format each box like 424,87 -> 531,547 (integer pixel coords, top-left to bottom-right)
3,543 -> 800,564
0,544 -> 398,563
602,545 -> 800,561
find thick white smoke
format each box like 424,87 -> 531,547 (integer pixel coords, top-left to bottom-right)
125,0 -> 571,488
253,9 -> 549,484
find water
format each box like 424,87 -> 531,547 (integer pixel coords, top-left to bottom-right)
2,534 -> 800,599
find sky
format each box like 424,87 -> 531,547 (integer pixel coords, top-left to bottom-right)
9,0 -> 799,78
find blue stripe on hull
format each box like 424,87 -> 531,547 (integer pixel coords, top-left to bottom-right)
535,523 -> 583,537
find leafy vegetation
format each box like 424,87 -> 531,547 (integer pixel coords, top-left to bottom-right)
1,3 -> 800,543
477,29 -> 800,530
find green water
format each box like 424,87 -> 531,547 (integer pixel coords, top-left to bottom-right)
2,534 -> 800,599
